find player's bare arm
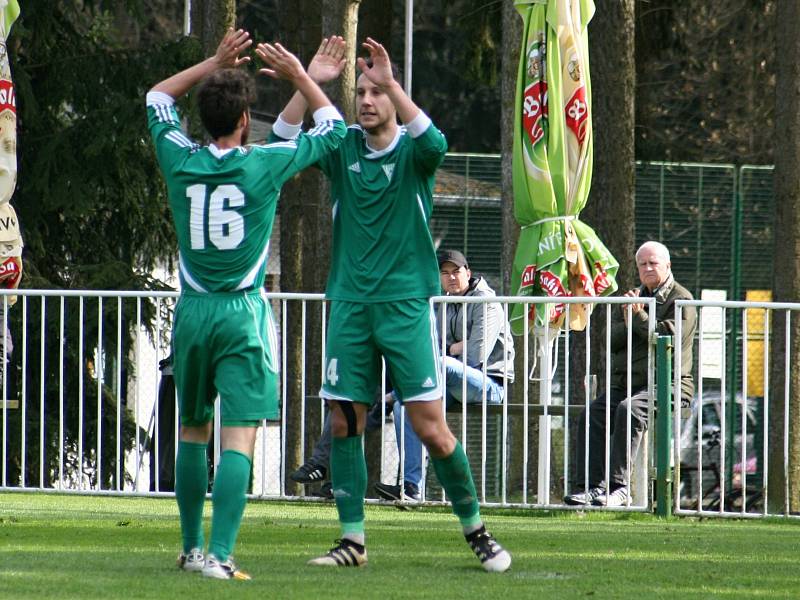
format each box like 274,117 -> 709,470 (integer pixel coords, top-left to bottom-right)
277,36 -> 347,127
151,28 -> 252,98
357,37 -> 420,125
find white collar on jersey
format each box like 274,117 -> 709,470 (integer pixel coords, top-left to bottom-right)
363,125 -> 403,160
208,143 -> 239,158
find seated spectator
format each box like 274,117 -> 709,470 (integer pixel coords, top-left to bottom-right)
436,249 -> 515,406
373,249 -> 516,501
290,377 -> 422,502
294,249 -> 516,503
564,241 -> 696,507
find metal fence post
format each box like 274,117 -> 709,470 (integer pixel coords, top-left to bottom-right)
656,335 -> 673,517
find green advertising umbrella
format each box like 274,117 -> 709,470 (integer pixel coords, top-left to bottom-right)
510,0 -> 618,336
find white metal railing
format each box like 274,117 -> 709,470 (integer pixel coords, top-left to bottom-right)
5,292 -> 798,517
19,289 -> 800,520
0,289 -> 669,514
674,298 -> 800,519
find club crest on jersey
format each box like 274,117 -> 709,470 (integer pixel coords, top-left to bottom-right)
382,163 -> 395,181
348,162 -> 361,174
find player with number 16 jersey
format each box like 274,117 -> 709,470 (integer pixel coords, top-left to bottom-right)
148,99 -> 344,296
147,30 -> 345,580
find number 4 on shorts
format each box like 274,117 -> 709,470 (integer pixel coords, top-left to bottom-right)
326,358 -> 339,386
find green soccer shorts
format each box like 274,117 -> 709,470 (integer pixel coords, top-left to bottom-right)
320,298 -> 442,404
172,289 -> 279,426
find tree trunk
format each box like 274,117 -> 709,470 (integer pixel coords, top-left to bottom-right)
769,0 -> 800,514
584,0 -> 636,291
323,1 -> 361,122
191,0 -> 235,54
277,0 -> 322,495
500,0 -> 529,498
568,1 -> 636,428
278,0 -> 361,495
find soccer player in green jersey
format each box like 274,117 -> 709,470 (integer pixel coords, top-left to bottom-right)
147,28 -> 345,580
272,37 -> 511,572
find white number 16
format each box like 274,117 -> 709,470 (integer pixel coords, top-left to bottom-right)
186,183 -> 245,250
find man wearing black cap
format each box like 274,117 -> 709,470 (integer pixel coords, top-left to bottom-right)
374,249 -> 515,503
436,249 -> 515,406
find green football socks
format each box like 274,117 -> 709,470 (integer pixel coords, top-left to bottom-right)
431,440 -> 482,529
175,440 -> 208,554
208,449 -> 252,561
330,435 -> 367,542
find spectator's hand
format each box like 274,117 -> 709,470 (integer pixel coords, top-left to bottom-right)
308,36 -> 347,84
256,42 -> 307,82
622,288 -> 644,321
356,38 -> 395,88
213,28 -> 252,69
449,341 -> 464,356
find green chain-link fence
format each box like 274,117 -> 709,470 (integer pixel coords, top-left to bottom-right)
433,155 -> 775,301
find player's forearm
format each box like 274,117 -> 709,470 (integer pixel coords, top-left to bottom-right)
293,73 -> 333,115
381,79 -> 421,125
279,90 -> 310,127
151,56 -> 220,99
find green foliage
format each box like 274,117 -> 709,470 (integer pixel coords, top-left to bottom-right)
10,1 -> 202,290
2,2 -> 199,488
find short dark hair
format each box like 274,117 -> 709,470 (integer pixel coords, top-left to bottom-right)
196,69 -> 255,140
361,58 -> 402,87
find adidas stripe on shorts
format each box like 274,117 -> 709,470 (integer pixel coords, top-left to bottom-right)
320,298 -> 442,404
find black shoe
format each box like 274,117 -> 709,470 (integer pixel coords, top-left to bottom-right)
307,538 -> 367,567
290,462 -> 327,484
465,526 -> 512,572
563,486 -> 605,506
375,481 -> 420,502
311,480 -> 333,500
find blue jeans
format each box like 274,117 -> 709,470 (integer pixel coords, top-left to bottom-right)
392,402 -> 423,487
442,355 -> 505,406
309,404 -> 422,487
391,357 -> 506,488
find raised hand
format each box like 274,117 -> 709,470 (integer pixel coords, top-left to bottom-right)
256,43 -> 306,82
622,288 -> 644,319
213,28 -> 252,69
308,36 -> 347,84
356,37 -> 396,87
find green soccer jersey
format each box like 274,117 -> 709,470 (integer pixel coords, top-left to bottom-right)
147,92 -> 345,293
273,113 -> 447,301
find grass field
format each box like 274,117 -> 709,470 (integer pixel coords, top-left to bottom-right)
1,493 -> 798,599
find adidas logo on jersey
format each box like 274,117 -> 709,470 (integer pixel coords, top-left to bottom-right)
421,377 -> 435,388
382,163 -> 395,181
349,162 -> 361,173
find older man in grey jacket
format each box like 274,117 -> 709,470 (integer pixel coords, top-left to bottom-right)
436,249 -> 515,405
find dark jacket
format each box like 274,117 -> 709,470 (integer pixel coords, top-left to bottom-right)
610,274 -> 696,402
435,275 -> 515,383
